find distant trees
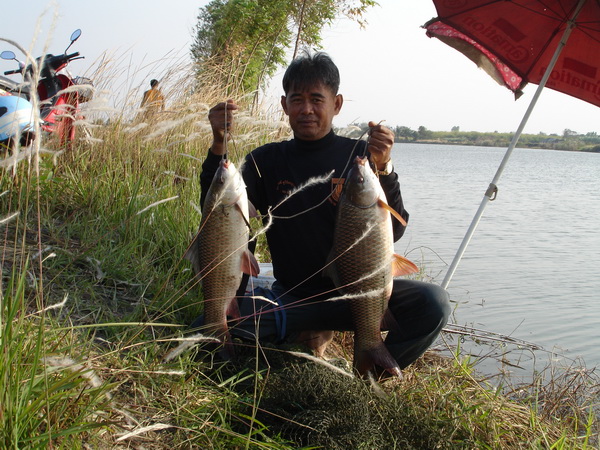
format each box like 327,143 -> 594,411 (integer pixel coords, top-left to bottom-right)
388,127 -> 600,152
191,0 -> 376,101
417,126 -> 433,140
395,126 -> 417,141
349,122 -> 598,151
393,125 -> 433,141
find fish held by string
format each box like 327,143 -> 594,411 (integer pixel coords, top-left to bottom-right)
324,155 -> 417,379
185,158 -> 259,359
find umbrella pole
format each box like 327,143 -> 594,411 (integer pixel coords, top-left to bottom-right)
441,0 -> 587,290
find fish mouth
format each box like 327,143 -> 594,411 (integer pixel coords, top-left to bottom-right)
350,156 -> 369,180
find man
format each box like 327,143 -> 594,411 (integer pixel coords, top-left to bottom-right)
197,52 -> 450,375
140,79 -> 165,119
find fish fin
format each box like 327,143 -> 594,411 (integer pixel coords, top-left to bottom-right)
380,308 -> 401,332
392,254 -> 419,276
183,233 -> 202,275
293,330 -> 335,358
203,322 -> 236,360
377,199 -> 407,227
217,343 -> 235,361
216,332 -> 236,360
241,249 -> 260,277
248,201 -> 258,218
354,341 -> 402,379
226,298 -> 241,319
234,201 -> 253,230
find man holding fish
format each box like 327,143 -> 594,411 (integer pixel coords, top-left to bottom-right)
191,52 -> 450,379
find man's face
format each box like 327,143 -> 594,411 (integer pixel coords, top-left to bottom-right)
281,82 -> 343,141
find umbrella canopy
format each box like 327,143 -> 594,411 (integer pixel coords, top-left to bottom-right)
425,0 -> 600,107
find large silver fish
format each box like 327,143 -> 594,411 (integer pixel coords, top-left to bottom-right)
185,158 -> 259,358
325,156 -> 418,378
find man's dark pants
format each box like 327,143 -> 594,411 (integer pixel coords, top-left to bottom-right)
192,279 -> 451,369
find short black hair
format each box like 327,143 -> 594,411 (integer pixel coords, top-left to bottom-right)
282,52 -> 340,95
150,79 -> 159,87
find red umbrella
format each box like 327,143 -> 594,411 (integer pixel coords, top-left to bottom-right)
423,0 -> 600,288
425,0 -> 600,107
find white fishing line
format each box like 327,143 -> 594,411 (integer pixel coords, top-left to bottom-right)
116,423 -> 173,442
136,195 -> 179,215
0,211 -> 19,224
179,152 -> 203,162
269,170 -> 335,219
162,333 -> 222,362
189,200 -> 202,215
38,293 -> 69,313
287,351 -> 354,378
244,294 -> 278,306
42,356 -> 109,398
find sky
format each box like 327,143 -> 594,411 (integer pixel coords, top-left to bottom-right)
1,0 -> 599,135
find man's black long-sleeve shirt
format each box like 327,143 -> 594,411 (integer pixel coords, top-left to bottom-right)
200,130 -> 409,299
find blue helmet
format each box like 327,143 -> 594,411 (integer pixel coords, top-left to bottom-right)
0,95 -> 35,142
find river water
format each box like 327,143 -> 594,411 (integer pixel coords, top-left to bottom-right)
392,143 -> 600,376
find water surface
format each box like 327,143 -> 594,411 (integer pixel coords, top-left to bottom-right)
392,143 -> 600,374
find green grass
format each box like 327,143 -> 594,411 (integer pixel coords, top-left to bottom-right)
0,60 -> 598,448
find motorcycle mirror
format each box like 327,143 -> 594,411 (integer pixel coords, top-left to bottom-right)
70,29 -> 82,42
1,50 -> 16,61
64,29 -> 82,54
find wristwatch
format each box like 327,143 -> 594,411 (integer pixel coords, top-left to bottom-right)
377,159 -> 393,176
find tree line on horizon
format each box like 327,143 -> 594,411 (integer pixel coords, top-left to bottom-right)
341,122 -> 600,152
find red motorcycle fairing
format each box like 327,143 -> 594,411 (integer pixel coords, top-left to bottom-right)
37,74 -> 77,143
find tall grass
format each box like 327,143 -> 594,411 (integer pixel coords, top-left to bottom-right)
0,39 -> 598,447
0,261 -> 113,446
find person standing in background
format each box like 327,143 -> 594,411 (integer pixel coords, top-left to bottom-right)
140,79 -> 165,120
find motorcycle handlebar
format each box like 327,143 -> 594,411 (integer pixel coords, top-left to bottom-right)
3,52 -> 82,76
43,52 -> 81,72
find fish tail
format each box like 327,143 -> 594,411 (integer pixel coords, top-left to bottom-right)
205,322 -> 236,360
218,334 -> 236,360
354,342 -> 401,379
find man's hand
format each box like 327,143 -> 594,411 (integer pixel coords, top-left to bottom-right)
208,99 -> 238,155
367,121 -> 395,171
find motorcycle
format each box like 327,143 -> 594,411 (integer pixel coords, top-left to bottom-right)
1,29 -> 92,147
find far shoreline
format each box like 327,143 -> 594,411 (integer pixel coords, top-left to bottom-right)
339,124 -> 600,153
404,138 -> 600,153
